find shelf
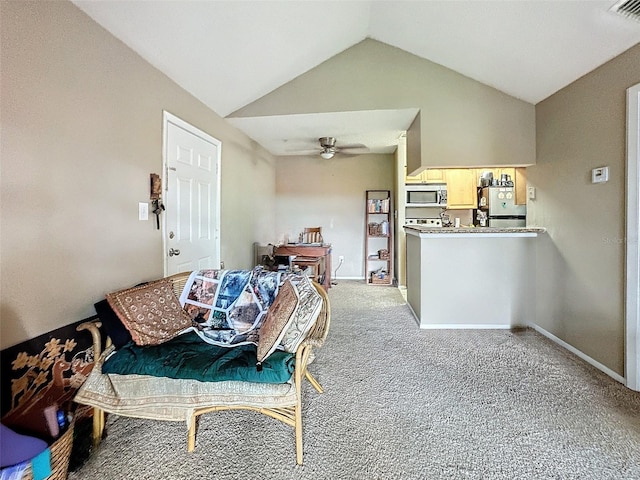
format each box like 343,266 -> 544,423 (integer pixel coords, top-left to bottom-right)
365,190 -> 393,286
367,197 -> 390,214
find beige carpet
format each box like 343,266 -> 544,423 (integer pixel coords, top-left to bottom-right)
70,280 -> 640,479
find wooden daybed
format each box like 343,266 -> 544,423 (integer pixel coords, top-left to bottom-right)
74,270 -> 330,465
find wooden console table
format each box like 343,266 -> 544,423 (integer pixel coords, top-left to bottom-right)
274,244 -> 332,291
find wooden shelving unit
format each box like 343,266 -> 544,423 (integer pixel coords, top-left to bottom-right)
365,190 -> 393,286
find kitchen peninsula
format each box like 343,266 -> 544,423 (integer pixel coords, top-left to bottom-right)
404,225 -> 546,329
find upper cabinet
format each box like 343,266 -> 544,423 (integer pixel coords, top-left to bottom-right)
405,168 -> 475,208
406,168 -> 445,184
514,168 -> 527,205
445,169 -> 478,209
423,169 -> 445,182
406,170 -> 424,184
405,166 -> 528,208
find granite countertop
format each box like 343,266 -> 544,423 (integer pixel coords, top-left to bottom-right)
404,225 -> 546,235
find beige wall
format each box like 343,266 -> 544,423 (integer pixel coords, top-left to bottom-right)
275,154 -> 394,279
530,44 -> 640,376
0,1 -> 276,349
231,39 -> 535,169
394,135 -> 408,287
4,0 -> 637,384
406,113 -> 422,176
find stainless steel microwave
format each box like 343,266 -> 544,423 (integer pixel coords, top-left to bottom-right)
406,183 -> 447,208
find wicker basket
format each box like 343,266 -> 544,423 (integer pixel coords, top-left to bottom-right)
22,420 -> 74,480
370,273 -> 391,285
378,249 -> 389,260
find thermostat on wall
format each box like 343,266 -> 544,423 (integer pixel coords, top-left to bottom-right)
592,166 -> 609,184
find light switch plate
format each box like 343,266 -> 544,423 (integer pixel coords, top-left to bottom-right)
592,166 -> 609,184
527,186 -> 536,200
139,202 -> 149,220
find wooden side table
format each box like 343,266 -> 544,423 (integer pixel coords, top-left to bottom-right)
273,244 -> 332,291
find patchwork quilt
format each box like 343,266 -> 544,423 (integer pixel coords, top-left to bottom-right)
180,267 -> 284,347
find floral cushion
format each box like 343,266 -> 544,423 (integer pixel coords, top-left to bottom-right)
280,275 -> 323,353
256,279 -> 299,366
106,278 -> 192,346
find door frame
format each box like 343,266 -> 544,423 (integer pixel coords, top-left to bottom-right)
162,111 -> 222,276
626,82 -> 640,391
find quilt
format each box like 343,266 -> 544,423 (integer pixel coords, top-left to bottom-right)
180,267 -> 282,347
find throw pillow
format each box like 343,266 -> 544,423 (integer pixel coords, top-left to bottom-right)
106,278 -> 192,346
94,299 -> 132,349
256,279 -> 299,369
280,275 -> 324,353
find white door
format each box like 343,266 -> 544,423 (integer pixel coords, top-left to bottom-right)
163,112 -> 221,276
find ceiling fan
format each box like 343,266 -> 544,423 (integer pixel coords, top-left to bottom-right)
288,137 -> 370,159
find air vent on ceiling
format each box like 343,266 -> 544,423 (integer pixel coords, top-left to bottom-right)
610,0 -> 640,22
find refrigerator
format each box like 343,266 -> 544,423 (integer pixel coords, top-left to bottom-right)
478,186 -> 526,227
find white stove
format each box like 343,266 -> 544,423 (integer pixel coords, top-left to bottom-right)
405,218 -> 442,227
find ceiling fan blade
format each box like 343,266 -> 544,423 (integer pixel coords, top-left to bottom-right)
337,142 -> 367,149
284,138 -> 369,157
338,146 -> 370,155
284,148 -> 321,155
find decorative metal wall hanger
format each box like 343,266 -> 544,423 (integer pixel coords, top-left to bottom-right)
152,199 -> 165,230
150,173 -> 165,230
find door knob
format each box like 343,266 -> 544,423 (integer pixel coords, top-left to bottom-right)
168,248 -> 181,257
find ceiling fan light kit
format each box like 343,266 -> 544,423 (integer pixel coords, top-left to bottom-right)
319,137 -> 336,148
319,136 -> 368,159
319,137 -> 336,159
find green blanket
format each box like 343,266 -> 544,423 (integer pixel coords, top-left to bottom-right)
102,331 -> 295,383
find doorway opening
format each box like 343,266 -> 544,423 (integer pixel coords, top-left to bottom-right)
162,111 -> 221,276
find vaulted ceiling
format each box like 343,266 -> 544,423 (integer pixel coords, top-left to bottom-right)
73,0 -> 640,156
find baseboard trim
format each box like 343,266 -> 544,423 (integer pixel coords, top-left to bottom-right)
405,302 -> 420,327
419,324 -> 513,330
528,322 -> 626,385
